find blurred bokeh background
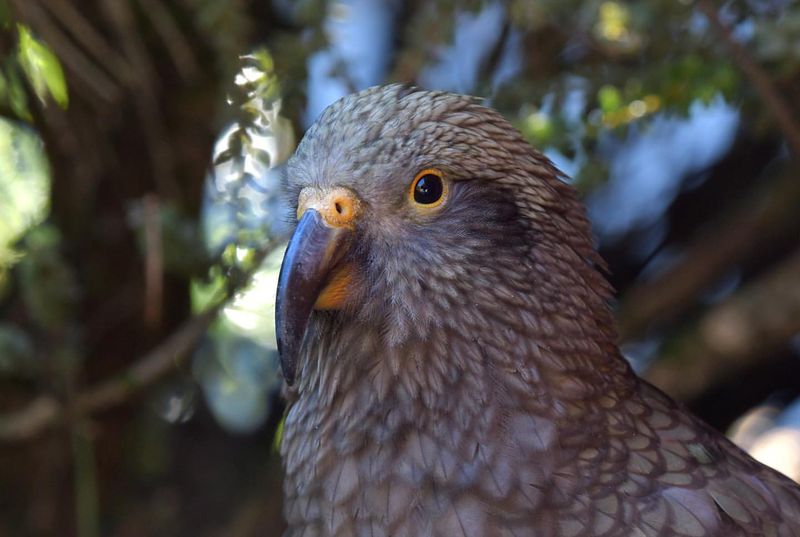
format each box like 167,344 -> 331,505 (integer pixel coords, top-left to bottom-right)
0,0 -> 799,535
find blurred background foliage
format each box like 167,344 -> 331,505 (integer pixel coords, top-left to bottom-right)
0,0 -> 799,535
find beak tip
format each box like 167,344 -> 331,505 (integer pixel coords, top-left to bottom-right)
282,368 -> 296,386
278,345 -> 297,386
274,207 -> 348,388
275,304 -> 298,386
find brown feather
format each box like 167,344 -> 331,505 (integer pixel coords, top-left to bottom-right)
279,85 -> 800,537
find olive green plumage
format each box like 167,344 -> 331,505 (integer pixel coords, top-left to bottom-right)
277,84 -> 800,536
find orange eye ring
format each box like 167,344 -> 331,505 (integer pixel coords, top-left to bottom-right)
409,168 -> 448,209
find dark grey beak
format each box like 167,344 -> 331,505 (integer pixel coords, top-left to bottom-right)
275,209 -> 346,385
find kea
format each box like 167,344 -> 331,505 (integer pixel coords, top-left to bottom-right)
274,84 -> 800,537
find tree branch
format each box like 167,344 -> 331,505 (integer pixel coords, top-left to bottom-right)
135,0 -> 199,81
101,0 -> 182,201
143,194 -> 164,328
618,167 -> 800,340
645,248 -> 800,401
0,245 -> 278,443
696,0 -> 800,156
39,0 -> 135,86
0,304 -> 218,442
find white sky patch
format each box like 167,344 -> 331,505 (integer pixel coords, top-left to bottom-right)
419,1 -> 506,93
304,0 -> 396,127
589,97 -> 740,241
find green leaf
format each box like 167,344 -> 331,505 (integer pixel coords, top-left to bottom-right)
0,118 -> 50,278
597,85 -> 622,113
5,65 -> 32,121
16,24 -> 69,109
190,266 -> 227,313
524,111 -> 554,143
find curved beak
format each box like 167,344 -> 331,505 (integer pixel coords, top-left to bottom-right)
275,187 -> 360,385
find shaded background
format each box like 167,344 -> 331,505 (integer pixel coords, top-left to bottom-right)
1,0 -> 799,535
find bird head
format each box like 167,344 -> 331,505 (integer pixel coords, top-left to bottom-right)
276,85 -> 613,387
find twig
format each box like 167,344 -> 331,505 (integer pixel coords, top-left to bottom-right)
143,194 -> 163,328
40,0 -> 135,86
0,244 -> 278,442
100,0 -> 159,90
135,0 -> 199,81
0,397 -> 62,442
696,0 -> 800,156
645,248 -> 800,401
73,304 -> 220,414
0,305 -> 217,442
101,0 -> 182,201
618,167 -> 800,340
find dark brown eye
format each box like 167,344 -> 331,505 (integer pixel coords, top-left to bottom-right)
410,169 -> 447,208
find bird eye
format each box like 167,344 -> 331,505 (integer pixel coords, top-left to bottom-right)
410,169 -> 447,208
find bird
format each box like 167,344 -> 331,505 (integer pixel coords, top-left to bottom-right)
274,84 -> 800,537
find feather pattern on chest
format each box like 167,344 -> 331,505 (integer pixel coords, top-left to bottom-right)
276,85 -> 800,537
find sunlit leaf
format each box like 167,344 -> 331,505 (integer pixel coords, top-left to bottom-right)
598,85 -> 622,113
218,245 -> 284,346
597,1 -> 630,41
16,24 -> 69,109
521,110 -> 554,144
212,147 -> 236,166
0,118 -> 50,278
190,266 -> 227,312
